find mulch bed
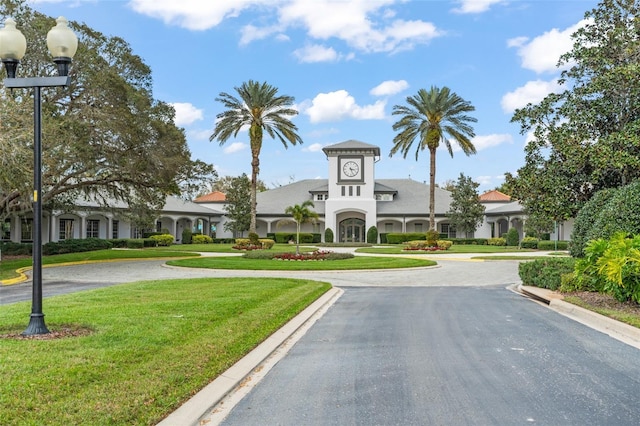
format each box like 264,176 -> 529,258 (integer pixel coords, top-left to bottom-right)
567,291 -> 640,316
0,324 -> 93,340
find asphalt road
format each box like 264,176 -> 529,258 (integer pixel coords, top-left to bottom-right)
220,286 -> 640,426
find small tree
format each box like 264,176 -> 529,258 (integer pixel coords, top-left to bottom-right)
282,201 -> 319,254
223,174 -> 251,237
446,173 -> 485,236
366,226 -> 378,244
324,228 -> 334,243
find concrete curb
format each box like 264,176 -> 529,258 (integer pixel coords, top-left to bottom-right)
156,286 -> 344,426
518,285 -> 640,350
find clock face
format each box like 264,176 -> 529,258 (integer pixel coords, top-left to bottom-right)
342,161 -> 360,177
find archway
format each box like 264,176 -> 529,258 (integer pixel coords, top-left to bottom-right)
339,218 -> 365,243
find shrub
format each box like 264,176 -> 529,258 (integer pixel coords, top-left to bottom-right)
324,228 -> 334,243
570,187 -> 617,257
126,239 -> 144,249
192,234 -> 213,244
43,238 -> 113,255
520,237 -> 539,249
243,250 -> 354,261
181,229 -> 193,244
537,240 -> 569,250
488,237 -> 506,246
149,234 -> 174,247
446,238 -> 488,245
259,239 -> 275,249
519,257 -> 576,290
386,233 -> 427,244
425,229 -> 439,246
274,233 -> 295,243
505,228 -> 519,246
248,232 -> 260,244
0,242 -> 32,256
437,240 -> 453,250
367,226 -> 378,244
109,238 -> 129,248
379,233 -> 388,244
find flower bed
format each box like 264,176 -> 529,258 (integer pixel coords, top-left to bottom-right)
273,250 -> 333,261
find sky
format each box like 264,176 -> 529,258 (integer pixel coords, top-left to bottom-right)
27,0 -> 600,192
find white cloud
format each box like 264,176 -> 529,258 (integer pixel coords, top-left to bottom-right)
370,80 -> 409,96
129,0 -> 443,53
302,143 -> 325,152
509,19 -> 591,74
304,90 -> 386,123
128,0 -> 270,31
452,0 -> 505,14
293,44 -> 340,63
448,133 -> 513,153
501,79 -> 562,113
170,102 -> 203,126
223,142 -> 247,154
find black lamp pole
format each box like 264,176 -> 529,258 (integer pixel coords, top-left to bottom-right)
4,76 -> 70,335
1,16 -> 77,336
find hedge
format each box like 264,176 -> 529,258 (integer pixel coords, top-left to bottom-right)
445,238 -> 488,245
0,241 -> 32,256
192,234 -> 213,244
149,234 -> 174,246
385,233 -> 427,244
519,257 -> 576,290
43,238 -> 113,255
537,240 -> 569,250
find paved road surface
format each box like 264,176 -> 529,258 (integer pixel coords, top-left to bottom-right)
219,286 -> 640,425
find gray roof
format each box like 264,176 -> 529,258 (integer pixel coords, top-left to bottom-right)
322,139 -> 381,156
255,178 -> 452,217
162,196 -> 224,216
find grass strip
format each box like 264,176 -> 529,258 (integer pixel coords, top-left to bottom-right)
356,245 -> 536,255
167,255 -> 436,270
563,295 -> 640,328
0,249 -> 199,281
0,277 -> 331,425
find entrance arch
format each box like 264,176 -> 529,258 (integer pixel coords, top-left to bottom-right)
339,218 -> 365,243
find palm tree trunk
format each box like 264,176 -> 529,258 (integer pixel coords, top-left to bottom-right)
249,125 -> 262,235
429,146 -> 437,231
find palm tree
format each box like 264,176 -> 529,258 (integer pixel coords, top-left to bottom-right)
210,80 -> 303,234
390,86 -> 477,231
283,200 -> 319,255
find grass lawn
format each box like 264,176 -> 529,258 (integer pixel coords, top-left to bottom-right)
151,243 -> 316,253
0,277 -> 331,425
0,249 -> 200,281
167,255 -> 436,270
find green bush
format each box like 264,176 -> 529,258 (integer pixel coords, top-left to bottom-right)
0,242 -> 32,256
437,240 -> 453,250
425,230 -> 439,246
488,237 -> 506,246
192,234 -> 213,244
367,226 -> 378,244
379,233 -> 388,244
248,232 -> 260,244
274,233 -> 295,243
519,257 -> 576,290
386,233 -> 427,244
181,229 -> 193,244
446,238 -> 488,245
570,187 -> 616,257
259,239 -> 275,249
537,240 -> 569,250
520,237 -> 539,249
108,238 -> 129,248
43,238 -> 113,255
126,239 -> 144,249
149,234 -> 174,246
505,228 -> 519,246
324,228 -> 334,243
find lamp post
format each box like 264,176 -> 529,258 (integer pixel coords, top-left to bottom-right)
0,16 -> 78,336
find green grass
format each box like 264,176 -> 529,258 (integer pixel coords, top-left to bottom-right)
151,243 -> 316,253
167,255 -> 436,270
564,295 -> 640,328
356,245 -> 535,254
0,249 -> 199,281
0,278 -> 331,425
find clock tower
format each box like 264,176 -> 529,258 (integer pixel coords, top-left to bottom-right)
322,140 -> 380,242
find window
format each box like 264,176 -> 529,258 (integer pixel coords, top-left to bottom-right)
133,227 -> 144,239
440,223 -> 456,238
21,219 -> 33,241
2,219 -> 10,240
375,194 -> 393,201
356,186 -> 361,196
112,220 -> 119,239
414,223 -> 423,233
87,220 -> 100,238
341,186 -> 345,196
385,223 -> 393,233
349,186 -> 353,196
316,194 -> 326,201
59,219 -> 74,240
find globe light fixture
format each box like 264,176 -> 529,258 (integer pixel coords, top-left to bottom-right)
0,16 -> 78,335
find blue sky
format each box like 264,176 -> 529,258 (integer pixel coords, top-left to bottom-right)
29,0 -> 599,191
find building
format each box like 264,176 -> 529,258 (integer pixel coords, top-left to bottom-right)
2,140 -> 571,245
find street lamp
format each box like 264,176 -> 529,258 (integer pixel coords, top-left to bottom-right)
0,16 -> 78,336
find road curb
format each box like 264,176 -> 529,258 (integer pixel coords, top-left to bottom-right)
518,285 -> 640,350
156,286 -> 344,426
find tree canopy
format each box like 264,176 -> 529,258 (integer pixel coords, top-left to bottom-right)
445,173 -> 485,235
210,80 -> 302,235
0,1 -> 216,221
390,86 -> 477,230
283,200 -> 318,254
507,0 -> 640,224
222,174 -> 251,237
